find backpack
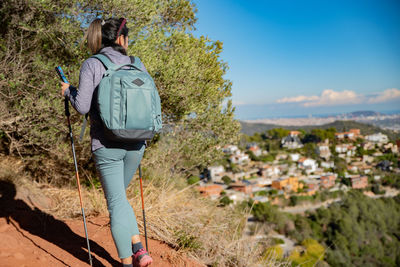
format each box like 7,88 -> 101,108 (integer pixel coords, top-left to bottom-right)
90,54 -> 162,142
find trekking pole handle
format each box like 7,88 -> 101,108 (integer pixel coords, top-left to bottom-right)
55,66 -> 69,83
55,66 -> 70,117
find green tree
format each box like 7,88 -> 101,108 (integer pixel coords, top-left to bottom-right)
187,175 -> 200,185
289,195 -> 298,206
219,196 -> 233,206
306,192 -> 400,266
267,128 -> 290,140
251,201 -> 289,233
247,150 -> 259,161
0,0 -> 240,183
221,175 -> 232,185
334,157 -> 347,177
303,128 -> 336,144
265,139 -> 280,152
303,142 -> 317,158
259,154 -> 274,162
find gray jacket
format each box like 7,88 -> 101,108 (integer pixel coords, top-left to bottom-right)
64,46 -> 146,152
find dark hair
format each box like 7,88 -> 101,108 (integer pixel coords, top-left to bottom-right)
86,18 -> 129,55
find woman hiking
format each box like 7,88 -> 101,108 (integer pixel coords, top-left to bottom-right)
60,18 -> 153,267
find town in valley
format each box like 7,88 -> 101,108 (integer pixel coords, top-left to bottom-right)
195,127 -> 399,209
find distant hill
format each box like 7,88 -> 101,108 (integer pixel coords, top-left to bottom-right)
344,110 -> 381,117
240,120 -> 400,141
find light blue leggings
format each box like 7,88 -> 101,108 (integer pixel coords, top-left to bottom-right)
93,143 -> 145,259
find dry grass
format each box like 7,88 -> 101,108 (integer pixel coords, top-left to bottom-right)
0,155 -> 289,266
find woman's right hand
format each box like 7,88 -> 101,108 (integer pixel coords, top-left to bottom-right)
61,82 -> 70,97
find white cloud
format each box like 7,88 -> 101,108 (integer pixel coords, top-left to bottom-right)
367,88 -> 400,104
276,95 -> 319,103
276,89 -> 363,107
304,89 -> 363,107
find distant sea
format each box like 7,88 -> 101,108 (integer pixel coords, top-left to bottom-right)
238,109 -> 400,120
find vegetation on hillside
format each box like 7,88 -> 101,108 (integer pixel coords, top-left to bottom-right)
0,0 -> 240,184
248,191 -> 400,266
240,120 -> 399,141
0,1 -> 262,266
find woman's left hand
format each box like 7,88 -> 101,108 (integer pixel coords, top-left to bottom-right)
61,82 -> 70,97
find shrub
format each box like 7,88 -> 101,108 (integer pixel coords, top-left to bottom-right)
264,245 -> 284,260
289,239 -> 325,267
222,175 -> 233,185
219,195 -> 233,206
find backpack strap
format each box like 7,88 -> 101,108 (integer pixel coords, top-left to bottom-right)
91,54 -> 116,70
79,114 -> 89,143
130,56 -> 143,71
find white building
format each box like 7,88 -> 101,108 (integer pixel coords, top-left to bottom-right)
316,144 -> 331,159
207,166 -> 225,182
259,164 -> 281,178
229,153 -> 250,165
224,189 -> 249,204
307,174 -> 321,179
289,153 -> 300,161
345,132 -> 355,139
346,146 -> 356,157
383,143 -> 398,154
252,195 -> 269,203
251,177 -> 273,187
321,161 -> 335,169
222,145 -> 240,155
365,133 -> 389,144
335,144 -> 348,153
248,145 -> 262,157
281,135 -> 303,149
362,142 -> 375,151
298,158 -> 318,173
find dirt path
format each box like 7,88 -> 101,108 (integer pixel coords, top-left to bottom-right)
280,187 -> 399,214
0,215 -> 204,267
280,198 -> 341,214
0,180 -> 204,267
364,186 -> 400,199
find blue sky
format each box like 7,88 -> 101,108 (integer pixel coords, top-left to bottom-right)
192,0 -> 400,119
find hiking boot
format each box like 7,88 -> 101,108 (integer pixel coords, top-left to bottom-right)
133,248 -> 153,267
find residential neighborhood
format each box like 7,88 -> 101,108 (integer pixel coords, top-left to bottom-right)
195,128 -> 400,208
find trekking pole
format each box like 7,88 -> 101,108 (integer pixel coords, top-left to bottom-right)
138,164 -> 149,252
65,97 -> 93,266
56,66 -> 93,266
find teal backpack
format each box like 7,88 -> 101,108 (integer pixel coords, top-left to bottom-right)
90,54 -> 162,142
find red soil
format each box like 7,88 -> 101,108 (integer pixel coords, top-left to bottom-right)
0,181 -> 205,267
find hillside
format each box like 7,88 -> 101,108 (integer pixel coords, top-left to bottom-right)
0,156 -> 266,267
293,192 -> 400,266
240,120 -> 400,141
345,110 -> 381,117
0,1 -> 251,266
0,201 -> 203,267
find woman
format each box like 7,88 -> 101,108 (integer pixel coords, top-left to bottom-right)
61,18 -> 153,267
